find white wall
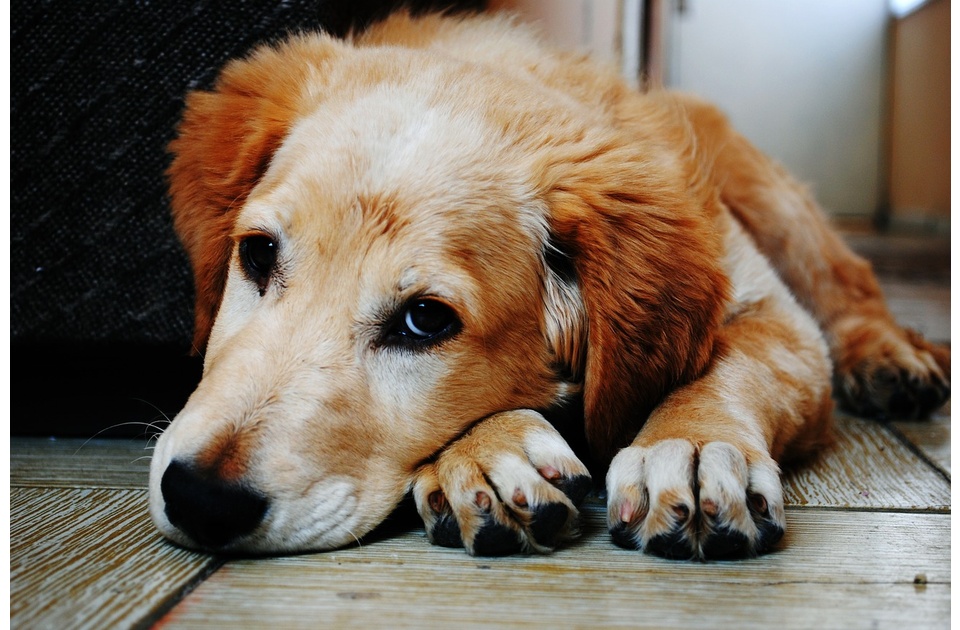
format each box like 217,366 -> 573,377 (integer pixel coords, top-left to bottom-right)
668,0 -> 889,218
488,0 -> 625,71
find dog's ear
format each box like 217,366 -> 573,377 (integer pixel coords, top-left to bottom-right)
541,142 -> 730,464
167,38 -> 336,352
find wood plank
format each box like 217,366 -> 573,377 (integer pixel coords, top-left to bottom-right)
12,407 -> 950,512
11,403 -> 948,627
157,506 -> 949,629
10,487 -> 218,629
782,412 -> 949,510
892,402 -> 951,475
845,232 -> 950,287
880,279 -> 950,343
11,437 -> 153,489
875,273 -> 951,474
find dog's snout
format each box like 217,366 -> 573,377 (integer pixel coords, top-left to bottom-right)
160,460 -> 268,550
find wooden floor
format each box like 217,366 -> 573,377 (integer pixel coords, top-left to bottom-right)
10,235 -> 951,629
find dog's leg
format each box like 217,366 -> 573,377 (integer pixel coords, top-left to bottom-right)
412,409 -> 592,556
680,95 -> 949,419
606,222 -> 833,559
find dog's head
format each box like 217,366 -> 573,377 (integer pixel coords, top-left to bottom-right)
150,20 -> 726,553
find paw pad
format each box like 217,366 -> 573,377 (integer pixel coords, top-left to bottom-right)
529,502 -> 571,546
701,527 -> 750,559
554,474 -> 593,506
609,522 -> 638,550
431,513 -> 464,548
646,528 -> 693,559
473,519 -> 522,556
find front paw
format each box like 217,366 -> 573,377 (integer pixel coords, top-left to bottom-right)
412,410 -> 592,556
606,440 -> 784,560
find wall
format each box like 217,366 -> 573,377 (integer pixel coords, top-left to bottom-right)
887,0 -> 950,229
667,0 -> 889,219
489,1 -> 895,221
487,0 -> 624,69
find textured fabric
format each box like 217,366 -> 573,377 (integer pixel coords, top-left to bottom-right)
11,0 -> 483,348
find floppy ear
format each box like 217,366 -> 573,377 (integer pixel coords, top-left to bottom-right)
167,36 -> 338,352
542,141 -> 730,464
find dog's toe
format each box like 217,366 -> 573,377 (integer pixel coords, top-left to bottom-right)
412,410 -> 590,556
424,490 -> 464,548
606,440 -> 785,560
606,440 -> 699,559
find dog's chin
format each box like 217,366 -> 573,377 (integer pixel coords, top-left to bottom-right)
152,521 -> 371,557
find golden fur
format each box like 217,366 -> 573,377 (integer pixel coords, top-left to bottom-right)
150,12 -> 949,559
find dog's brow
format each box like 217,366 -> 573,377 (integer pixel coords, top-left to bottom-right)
356,193 -> 410,238
230,225 -> 279,243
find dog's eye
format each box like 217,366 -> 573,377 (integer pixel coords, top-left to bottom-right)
239,235 -> 277,294
387,299 -> 460,347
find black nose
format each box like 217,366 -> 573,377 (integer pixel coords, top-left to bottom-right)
161,460 -> 269,550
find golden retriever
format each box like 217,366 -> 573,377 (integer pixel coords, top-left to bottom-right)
149,11 -> 950,559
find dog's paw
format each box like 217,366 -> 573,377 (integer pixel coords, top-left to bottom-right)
833,319 -> 950,420
412,410 -> 592,556
605,439 -> 784,560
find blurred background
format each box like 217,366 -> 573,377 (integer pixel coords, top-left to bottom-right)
493,0 -> 949,232
11,0 -> 949,437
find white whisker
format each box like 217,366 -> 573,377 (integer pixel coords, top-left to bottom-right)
73,420 -> 169,455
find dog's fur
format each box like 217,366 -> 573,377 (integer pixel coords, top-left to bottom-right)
150,11 -> 950,559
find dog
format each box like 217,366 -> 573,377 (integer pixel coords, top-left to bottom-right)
149,10 -> 950,560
